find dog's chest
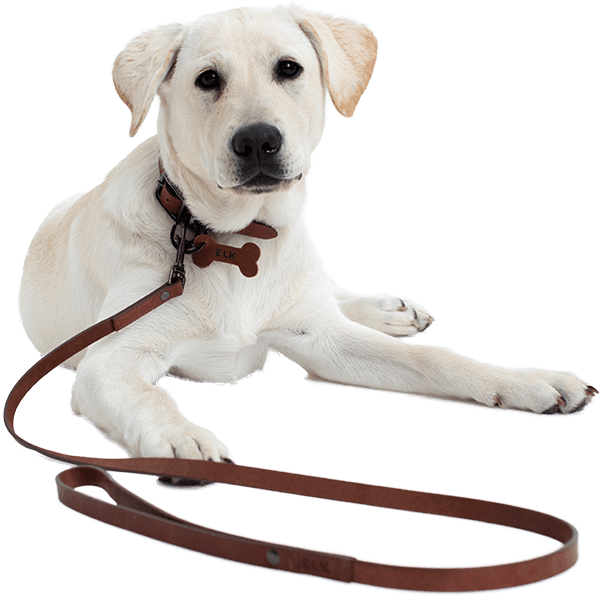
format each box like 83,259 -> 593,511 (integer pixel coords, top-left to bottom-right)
167,269 -> 287,382
168,334 -> 269,383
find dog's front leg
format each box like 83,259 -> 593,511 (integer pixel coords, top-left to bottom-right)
71,336 -> 229,461
269,314 -> 593,414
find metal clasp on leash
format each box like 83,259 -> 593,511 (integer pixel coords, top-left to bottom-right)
168,208 -> 190,287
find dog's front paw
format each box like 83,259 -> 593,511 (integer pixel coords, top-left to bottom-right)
339,294 -> 434,337
138,421 -> 230,461
474,369 -> 596,414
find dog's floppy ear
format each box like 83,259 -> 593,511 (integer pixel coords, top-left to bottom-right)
295,11 -> 377,117
113,24 -> 186,137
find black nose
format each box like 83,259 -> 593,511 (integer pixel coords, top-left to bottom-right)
231,124 -> 282,158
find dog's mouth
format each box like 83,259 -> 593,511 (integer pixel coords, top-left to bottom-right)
231,172 -> 303,195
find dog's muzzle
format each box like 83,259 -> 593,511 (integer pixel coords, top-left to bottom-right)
231,123 -> 297,193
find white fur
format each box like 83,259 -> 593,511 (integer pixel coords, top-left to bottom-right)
19,7 -> 592,462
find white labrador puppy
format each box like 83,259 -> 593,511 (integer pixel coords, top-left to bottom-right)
19,7 -> 595,462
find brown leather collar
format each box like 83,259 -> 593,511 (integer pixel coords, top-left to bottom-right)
156,160 -> 185,215
156,161 -> 277,278
156,161 -> 278,240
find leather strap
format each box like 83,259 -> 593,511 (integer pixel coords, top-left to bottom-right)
4,278 -> 578,592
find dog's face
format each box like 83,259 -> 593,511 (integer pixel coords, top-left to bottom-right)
161,9 -> 326,195
113,7 -> 377,227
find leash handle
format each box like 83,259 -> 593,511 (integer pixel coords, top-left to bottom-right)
4,276 -> 578,592
53,462 -> 578,592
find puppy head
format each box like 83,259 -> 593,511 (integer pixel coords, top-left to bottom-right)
113,7 -> 376,226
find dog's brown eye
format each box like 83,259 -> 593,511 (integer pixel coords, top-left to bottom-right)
196,69 -> 220,90
277,60 -> 302,80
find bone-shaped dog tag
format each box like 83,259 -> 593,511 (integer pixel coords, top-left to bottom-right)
192,235 -> 261,277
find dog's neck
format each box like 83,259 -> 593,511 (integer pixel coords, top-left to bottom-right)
156,160 -> 278,241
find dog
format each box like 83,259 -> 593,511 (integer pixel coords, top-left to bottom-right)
19,6 -> 595,463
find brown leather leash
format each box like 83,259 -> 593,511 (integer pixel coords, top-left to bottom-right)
4,276 -> 580,592
5,180 -> 579,592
